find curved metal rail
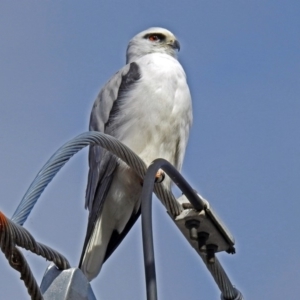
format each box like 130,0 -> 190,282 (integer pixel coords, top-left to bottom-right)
141,159 -> 243,300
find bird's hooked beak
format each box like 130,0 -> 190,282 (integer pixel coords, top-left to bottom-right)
169,39 -> 180,51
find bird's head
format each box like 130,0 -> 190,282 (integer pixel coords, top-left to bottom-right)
126,27 -> 180,64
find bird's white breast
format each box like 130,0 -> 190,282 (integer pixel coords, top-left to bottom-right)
114,53 -> 192,169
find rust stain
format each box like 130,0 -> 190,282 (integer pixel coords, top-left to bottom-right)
0,211 -> 8,231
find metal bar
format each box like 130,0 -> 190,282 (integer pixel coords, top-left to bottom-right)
155,160 -> 206,211
140,158 -> 242,300
141,163 -> 159,300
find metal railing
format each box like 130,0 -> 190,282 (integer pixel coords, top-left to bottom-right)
0,132 -> 243,299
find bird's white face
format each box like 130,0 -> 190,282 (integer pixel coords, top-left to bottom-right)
126,27 -> 180,63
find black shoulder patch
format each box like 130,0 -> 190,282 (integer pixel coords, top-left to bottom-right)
118,62 -> 141,94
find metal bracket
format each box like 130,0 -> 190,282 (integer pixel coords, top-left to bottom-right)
40,264 -> 96,300
175,194 -> 235,260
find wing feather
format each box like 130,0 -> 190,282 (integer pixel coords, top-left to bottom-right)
79,62 -> 141,267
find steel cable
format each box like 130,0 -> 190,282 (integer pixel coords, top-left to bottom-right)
12,132 -> 182,226
201,254 -> 241,299
0,212 -> 43,300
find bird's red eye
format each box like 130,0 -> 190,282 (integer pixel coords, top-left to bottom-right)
148,35 -> 159,42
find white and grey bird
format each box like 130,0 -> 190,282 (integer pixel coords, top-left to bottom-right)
79,27 -> 193,281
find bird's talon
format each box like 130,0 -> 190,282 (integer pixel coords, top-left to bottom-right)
155,169 -> 165,183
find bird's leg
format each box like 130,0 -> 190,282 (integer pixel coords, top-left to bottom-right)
139,169 -> 165,186
155,169 -> 165,183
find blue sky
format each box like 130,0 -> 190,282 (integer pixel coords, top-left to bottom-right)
0,1 -> 300,299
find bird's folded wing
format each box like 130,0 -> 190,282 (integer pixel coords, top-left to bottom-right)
79,62 -> 142,267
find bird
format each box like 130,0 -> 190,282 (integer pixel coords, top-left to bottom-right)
79,27 -> 193,281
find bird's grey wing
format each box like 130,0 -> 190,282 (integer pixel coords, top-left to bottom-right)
79,62 -> 141,267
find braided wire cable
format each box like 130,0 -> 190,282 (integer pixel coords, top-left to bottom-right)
200,254 -> 240,299
7,214 -> 70,270
12,132 -> 182,226
0,212 -> 43,300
